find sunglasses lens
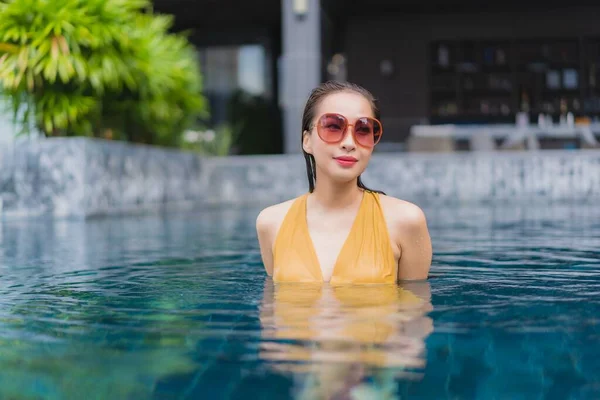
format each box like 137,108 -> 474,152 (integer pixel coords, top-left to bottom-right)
354,117 -> 382,147
318,114 -> 346,143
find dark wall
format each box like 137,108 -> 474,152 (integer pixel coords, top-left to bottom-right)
345,6 -> 600,142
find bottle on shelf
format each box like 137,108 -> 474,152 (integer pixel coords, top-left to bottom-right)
559,98 -> 568,125
567,111 -> 574,127
520,90 -> 530,113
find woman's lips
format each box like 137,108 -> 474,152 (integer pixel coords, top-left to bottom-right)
334,156 -> 358,167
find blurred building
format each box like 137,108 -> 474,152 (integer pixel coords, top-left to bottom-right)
154,0 -> 600,153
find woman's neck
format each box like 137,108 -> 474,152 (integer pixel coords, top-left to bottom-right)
310,178 -> 363,211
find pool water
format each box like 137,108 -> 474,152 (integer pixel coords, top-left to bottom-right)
0,203 -> 599,399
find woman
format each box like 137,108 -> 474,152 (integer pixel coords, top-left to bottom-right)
256,81 -> 432,284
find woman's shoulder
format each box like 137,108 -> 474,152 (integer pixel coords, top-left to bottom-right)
255,196 -> 302,237
376,193 -> 428,233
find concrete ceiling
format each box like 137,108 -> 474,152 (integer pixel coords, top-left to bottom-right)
154,0 -> 583,28
325,0 -> 585,14
153,0 -> 281,31
153,0 -> 588,46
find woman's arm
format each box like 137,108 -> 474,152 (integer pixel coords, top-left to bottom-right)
255,199 -> 295,277
396,204 -> 432,281
256,209 -> 275,276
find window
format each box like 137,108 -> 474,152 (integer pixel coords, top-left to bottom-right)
198,44 -> 271,126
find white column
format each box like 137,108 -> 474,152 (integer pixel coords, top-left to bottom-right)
280,0 -> 322,154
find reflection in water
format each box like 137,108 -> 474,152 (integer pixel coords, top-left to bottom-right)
259,280 -> 433,399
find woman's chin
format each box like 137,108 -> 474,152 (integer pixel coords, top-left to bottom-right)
328,169 -> 363,184
316,162 -> 367,184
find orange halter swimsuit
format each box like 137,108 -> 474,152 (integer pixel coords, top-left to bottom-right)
272,191 -> 397,284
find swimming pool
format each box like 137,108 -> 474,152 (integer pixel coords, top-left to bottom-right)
0,203 -> 598,399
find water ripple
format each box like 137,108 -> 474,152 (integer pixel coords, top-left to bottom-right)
0,204 -> 598,399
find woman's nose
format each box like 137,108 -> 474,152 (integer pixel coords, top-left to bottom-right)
340,125 -> 356,150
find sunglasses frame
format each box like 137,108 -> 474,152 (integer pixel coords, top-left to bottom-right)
313,113 -> 383,148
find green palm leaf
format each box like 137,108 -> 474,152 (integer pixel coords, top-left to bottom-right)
0,0 -> 207,143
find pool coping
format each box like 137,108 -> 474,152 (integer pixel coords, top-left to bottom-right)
1,138 -> 599,219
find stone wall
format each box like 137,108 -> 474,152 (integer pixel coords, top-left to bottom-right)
201,150 -> 600,206
0,138 -> 86,218
0,138 -> 204,219
1,138 -> 599,219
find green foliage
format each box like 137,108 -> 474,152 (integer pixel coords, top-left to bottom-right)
227,89 -> 282,154
0,0 -> 207,146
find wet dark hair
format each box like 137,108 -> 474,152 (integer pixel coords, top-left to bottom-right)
301,80 -> 385,194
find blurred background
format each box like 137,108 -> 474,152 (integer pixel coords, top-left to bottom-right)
0,3 -> 599,398
2,0 -> 600,155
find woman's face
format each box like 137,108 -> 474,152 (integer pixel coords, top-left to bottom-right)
302,91 -> 376,186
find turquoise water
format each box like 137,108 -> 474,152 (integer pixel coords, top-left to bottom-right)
0,204 -> 599,399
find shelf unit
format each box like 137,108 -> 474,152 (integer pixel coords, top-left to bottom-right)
429,37 -> 600,124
